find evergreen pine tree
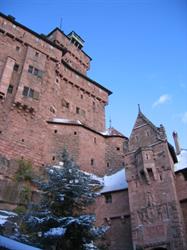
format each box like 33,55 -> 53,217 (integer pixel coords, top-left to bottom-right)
11,149 -> 107,250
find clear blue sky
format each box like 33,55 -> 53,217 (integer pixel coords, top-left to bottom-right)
1,0 -> 187,149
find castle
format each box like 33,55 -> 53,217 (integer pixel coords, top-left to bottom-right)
0,12 -> 187,250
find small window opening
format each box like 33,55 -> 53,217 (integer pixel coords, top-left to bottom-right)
76,107 -> 80,114
52,156 -> 55,161
35,52 -> 39,57
7,85 -> 14,94
91,158 -> 94,166
0,131 -> 2,134
81,94 -> 83,99
94,137 -> 97,143
13,63 -> 19,71
159,173 -> 163,181
107,162 -> 110,167
54,130 -> 58,134
74,131 -> 77,135
104,193 -> 112,204
50,106 -> 56,114
22,86 -> 34,98
93,101 -> 96,111
22,86 -> 29,96
28,88 -> 34,98
16,46 -> 20,51
145,153 -> 149,160
147,168 -> 154,181
21,139 -> 24,142
28,65 -> 33,73
122,162 -> 125,166
34,68 -> 39,76
116,147 -> 120,151
146,130 -> 150,136
140,170 -> 146,182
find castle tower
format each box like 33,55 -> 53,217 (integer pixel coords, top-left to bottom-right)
125,110 -> 186,250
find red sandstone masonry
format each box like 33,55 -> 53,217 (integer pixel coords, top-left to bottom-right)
2,13 -> 187,250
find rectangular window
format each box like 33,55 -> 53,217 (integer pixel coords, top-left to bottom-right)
22,86 -> 29,96
28,65 -> 33,74
91,158 -> 94,166
28,88 -> 34,98
7,85 -> 14,94
28,65 -> 43,78
93,101 -> 96,111
22,86 -> 38,100
104,193 -> 112,203
140,170 -> 146,182
13,64 -> 19,72
76,107 -> 80,114
34,68 -> 39,76
147,168 -> 154,180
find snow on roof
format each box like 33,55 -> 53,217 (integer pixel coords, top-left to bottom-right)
0,235 -> 41,250
100,127 -> 125,137
52,118 -> 82,125
101,169 -> 128,193
175,150 -> 187,172
80,169 -> 127,193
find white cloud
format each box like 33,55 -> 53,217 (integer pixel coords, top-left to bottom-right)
182,112 -> 187,124
153,94 -> 171,107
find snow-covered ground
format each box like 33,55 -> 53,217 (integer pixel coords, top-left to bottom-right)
175,150 -> 187,172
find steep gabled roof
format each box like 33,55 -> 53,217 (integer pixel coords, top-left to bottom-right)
134,111 -> 158,133
132,110 -> 166,141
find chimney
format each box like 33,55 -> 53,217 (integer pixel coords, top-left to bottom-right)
172,131 -> 181,155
